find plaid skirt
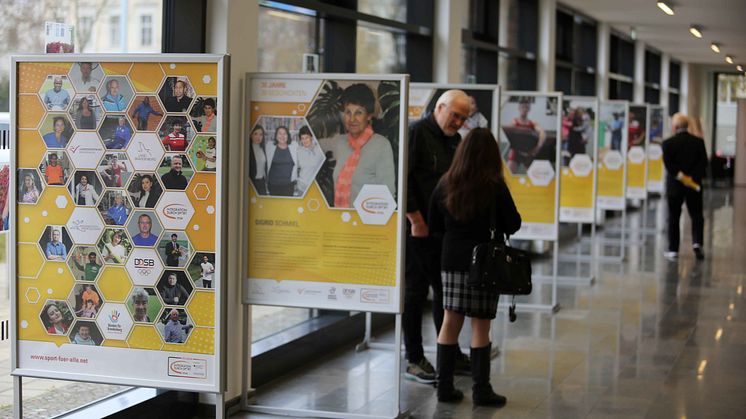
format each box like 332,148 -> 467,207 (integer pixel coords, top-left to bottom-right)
442,271 -> 499,319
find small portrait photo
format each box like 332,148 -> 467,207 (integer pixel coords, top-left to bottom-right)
158,154 -> 193,190
40,151 -> 72,186
98,75 -> 134,112
68,283 -> 103,318
67,245 -> 104,281
306,80 -> 401,208
99,115 -> 134,150
187,252 -> 216,289
69,170 -> 103,206
158,115 -> 194,152
40,300 -> 74,335
18,168 -> 43,204
159,76 -> 195,113
127,172 -> 163,208
69,94 -> 103,130
628,106 -> 648,150
500,95 -> 560,176
560,99 -> 596,166
158,230 -> 191,268
188,135 -> 217,172
649,107 -> 664,145
157,271 -> 193,306
39,113 -> 74,149
40,75 -> 74,111
126,210 -> 163,247
69,321 -> 104,346
39,225 -> 73,261
250,117 -> 324,198
97,227 -> 132,264
127,287 -> 162,324
599,103 -> 627,153
129,95 -> 165,131
98,190 -> 132,226
190,96 -> 218,133
69,62 -> 104,93
98,152 -> 132,188
157,308 -> 194,344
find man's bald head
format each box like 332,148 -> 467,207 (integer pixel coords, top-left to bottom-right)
672,112 -> 689,132
433,90 -> 470,136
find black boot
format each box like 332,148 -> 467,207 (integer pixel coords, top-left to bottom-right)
437,343 -> 464,402
471,343 -> 506,407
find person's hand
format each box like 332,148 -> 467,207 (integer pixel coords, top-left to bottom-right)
407,211 -> 428,238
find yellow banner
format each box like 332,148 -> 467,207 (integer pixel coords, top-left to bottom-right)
560,170 -> 593,209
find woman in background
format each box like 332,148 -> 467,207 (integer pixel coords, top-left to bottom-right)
264,126 -> 298,196
249,125 -> 268,194
295,125 -> 325,196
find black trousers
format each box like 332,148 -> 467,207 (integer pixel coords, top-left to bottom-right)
666,183 -> 704,252
403,234 -> 444,363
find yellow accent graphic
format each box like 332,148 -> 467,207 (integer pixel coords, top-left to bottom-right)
648,159 -> 663,184
128,63 -> 166,93
505,175 -> 556,224
17,187 -> 74,243
186,173 -> 216,251
101,62 -> 133,75
18,62 -> 72,93
187,291 -> 215,327
598,166 -> 624,197
164,327 -> 213,354
97,267 -> 133,302
248,102 -> 311,126
102,340 -> 129,348
17,244 -> 45,279
17,129 -> 46,168
160,62 -> 217,96
560,172 -> 593,209
628,161 -> 645,188
17,95 -> 45,129
128,325 -> 163,350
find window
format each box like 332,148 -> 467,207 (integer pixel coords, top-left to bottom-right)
356,24 -> 406,74
462,0 -> 499,84
714,74 -> 746,156
140,15 -> 153,46
644,49 -> 661,104
609,32 -> 634,100
78,16 -> 93,50
669,60 -> 681,115
554,7 -> 597,95
358,0 -> 407,23
109,15 -> 120,47
257,5 -> 317,73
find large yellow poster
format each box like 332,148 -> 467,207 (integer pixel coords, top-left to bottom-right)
596,101 -> 628,210
244,75 -> 407,313
12,56 -> 225,392
559,97 -> 598,224
627,104 -> 649,199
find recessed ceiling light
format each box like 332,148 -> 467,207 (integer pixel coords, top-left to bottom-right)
711,43 -> 721,53
657,1 -> 675,15
726,55 -> 734,64
689,25 -> 703,39
737,65 -> 744,72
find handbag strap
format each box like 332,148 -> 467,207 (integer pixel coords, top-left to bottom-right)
489,196 -> 496,240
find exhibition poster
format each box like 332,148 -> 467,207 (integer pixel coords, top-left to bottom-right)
408,83 -> 499,139
647,105 -> 666,193
245,74 -> 408,313
559,97 -> 598,224
626,104 -> 649,199
11,56 -> 225,392
596,101 -> 629,210
499,92 -> 561,240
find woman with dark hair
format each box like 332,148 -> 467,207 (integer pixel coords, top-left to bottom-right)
73,174 -> 100,205
193,97 -> 217,132
331,83 -> 395,207
295,125 -> 325,196
42,117 -> 69,148
20,172 -> 40,204
43,302 -> 70,335
133,174 -> 161,208
428,127 -> 521,406
264,125 -> 298,196
249,125 -> 267,194
76,96 -> 96,129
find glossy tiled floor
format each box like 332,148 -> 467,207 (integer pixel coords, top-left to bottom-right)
237,188 -> 746,419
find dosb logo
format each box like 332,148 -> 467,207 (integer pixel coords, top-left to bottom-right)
135,258 -> 155,267
126,248 -> 164,286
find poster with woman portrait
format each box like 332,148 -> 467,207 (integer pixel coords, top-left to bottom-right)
597,101 -> 629,210
627,104 -> 649,199
245,73 -> 408,313
647,105 -> 667,193
559,96 -> 598,224
499,92 -> 562,240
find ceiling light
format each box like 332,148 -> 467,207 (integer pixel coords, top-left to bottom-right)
689,25 -> 703,39
711,43 -> 721,53
726,55 -> 734,64
737,65 -> 744,72
657,1 -> 675,15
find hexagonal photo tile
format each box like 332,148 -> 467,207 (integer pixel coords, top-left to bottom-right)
158,115 -> 195,152
158,154 -> 193,191
158,76 -> 195,113
127,132 -> 166,172
125,247 -> 164,286
128,95 -> 165,131
98,75 -> 135,112
68,170 -> 104,206
68,62 -> 105,94
99,115 -> 134,150
187,135 -> 217,172
155,192 -> 194,230
126,209 -> 163,247
190,96 -> 218,133
17,168 -> 44,205
127,172 -> 163,209
67,245 -> 104,282
156,270 -> 193,306
39,113 -> 75,149
186,252 -> 215,289
156,307 -> 194,344
39,75 -> 74,111
39,225 -> 73,262
158,230 -> 192,269
69,320 -> 104,346
66,131 -> 105,170
40,299 -> 75,336
69,94 -> 104,130
98,190 -> 132,226
39,150 -> 73,187
127,287 -> 162,324
97,227 -> 132,265
67,283 -> 104,319
66,207 -> 105,244
95,302 -> 134,341
95,152 -> 131,190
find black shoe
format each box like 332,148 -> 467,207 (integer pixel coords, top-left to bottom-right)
454,351 -> 471,376
473,384 -> 507,407
471,343 -> 507,407
437,344 -> 464,403
694,246 -> 705,260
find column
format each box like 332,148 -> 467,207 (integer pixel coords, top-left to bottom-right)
634,40 -> 645,103
537,0 -> 556,92
433,0 -> 467,83
596,22 -> 610,100
661,53 -> 670,108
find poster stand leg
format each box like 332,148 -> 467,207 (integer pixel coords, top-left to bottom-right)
216,391 -> 225,419
13,375 -> 21,419
241,303 -> 251,410
355,312 -> 374,352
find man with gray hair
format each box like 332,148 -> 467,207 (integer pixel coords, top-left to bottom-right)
131,287 -> 151,322
403,89 -> 472,384
662,112 -> 708,260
